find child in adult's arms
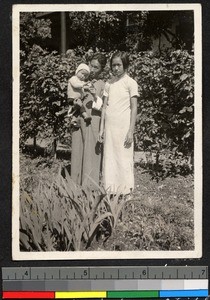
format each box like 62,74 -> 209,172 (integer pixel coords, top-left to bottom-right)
56,63 -> 92,124
67,63 -> 92,127
66,63 -> 103,127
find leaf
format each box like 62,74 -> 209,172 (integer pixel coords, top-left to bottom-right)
179,107 -> 187,114
180,74 -> 188,82
52,101 -> 61,106
20,230 -> 31,250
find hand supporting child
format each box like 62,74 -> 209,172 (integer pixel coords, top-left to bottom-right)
84,83 -> 96,98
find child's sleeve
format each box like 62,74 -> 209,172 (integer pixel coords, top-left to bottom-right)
69,76 -> 85,89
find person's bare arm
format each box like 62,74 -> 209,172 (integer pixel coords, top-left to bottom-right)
124,96 -> 137,148
98,96 -> 108,143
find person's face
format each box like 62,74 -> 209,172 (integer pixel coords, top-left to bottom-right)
77,69 -> 89,81
89,59 -> 102,79
111,57 -> 125,77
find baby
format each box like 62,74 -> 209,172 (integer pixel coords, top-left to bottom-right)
67,63 -> 92,126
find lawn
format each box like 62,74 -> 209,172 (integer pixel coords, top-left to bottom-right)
19,151 -> 194,252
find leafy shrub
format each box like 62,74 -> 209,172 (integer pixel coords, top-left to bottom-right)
129,50 -> 194,154
20,12 -> 52,60
20,48 -> 194,175
129,50 -> 194,176
20,46 -> 83,150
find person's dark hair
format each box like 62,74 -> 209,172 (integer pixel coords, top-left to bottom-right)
110,51 -> 129,70
90,53 -> 107,70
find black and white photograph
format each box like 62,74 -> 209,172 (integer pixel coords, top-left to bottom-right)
12,3 -> 202,260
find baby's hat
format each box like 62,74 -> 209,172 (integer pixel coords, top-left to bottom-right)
75,63 -> 90,75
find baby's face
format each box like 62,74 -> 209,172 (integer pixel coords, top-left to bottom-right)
77,70 -> 89,81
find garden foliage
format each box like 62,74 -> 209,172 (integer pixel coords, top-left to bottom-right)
20,48 -> 194,175
20,169 -> 129,251
20,46 -> 84,150
20,12 -> 52,59
68,11 -> 193,52
129,50 -> 194,177
19,154 -> 194,252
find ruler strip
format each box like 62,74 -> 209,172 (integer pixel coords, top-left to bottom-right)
2,267 -> 208,299
2,266 -> 208,280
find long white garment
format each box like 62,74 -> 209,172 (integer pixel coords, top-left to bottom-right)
103,73 -> 139,194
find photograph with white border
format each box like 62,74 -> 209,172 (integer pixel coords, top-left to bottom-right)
12,3 -> 202,260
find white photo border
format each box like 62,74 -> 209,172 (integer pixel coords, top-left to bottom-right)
12,3 -> 202,260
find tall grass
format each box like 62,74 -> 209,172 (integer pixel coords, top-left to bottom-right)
19,168 -> 129,251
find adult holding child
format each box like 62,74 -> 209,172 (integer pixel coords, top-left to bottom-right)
70,53 -> 107,189
67,63 -> 92,126
99,51 -> 139,195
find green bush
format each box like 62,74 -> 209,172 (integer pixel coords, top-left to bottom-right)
20,48 -> 194,174
20,46 -> 83,150
129,50 -> 194,176
129,50 -> 194,155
